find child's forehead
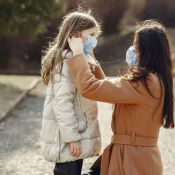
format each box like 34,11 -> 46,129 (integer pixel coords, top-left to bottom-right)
81,27 -> 98,35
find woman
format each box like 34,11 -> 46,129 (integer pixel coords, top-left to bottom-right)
66,20 -> 174,175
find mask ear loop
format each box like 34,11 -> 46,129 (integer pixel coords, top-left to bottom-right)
134,53 -> 139,67
81,33 -> 89,39
133,46 -> 139,67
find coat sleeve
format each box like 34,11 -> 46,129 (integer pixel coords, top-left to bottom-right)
66,54 -> 148,104
94,64 -> 106,80
52,62 -> 81,143
87,53 -> 106,80
91,54 -> 106,80
89,63 -> 106,80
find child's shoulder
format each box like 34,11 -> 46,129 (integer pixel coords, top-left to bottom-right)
53,54 -> 73,82
62,49 -> 73,59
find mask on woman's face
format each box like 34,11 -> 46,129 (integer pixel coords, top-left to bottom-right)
81,33 -> 97,55
126,46 -> 138,67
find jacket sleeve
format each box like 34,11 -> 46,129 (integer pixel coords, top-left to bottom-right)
66,54 -> 149,104
52,62 -> 81,143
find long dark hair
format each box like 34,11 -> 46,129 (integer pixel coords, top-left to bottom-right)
129,20 -> 174,129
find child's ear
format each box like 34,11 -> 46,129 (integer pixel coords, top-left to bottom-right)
74,31 -> 81,38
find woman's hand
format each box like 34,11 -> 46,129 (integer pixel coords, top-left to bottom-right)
68,37 -> 84,56
68,141 -> 82,157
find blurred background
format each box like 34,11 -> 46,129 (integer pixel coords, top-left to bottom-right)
0,1 -> 175,175
0,0 -> 175,75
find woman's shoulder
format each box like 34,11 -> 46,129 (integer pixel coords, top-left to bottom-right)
111,73 -> 163,95
114,72 -> 161,84
147,72 -> 163,93
147,72 -> 162,88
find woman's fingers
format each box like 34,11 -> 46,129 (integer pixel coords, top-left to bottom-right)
67,37 -> 84,56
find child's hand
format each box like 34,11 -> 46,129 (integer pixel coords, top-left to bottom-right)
68,37 -> 84,56
69,141 -> 82,157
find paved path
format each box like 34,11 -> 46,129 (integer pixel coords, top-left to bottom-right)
0,82 -> 175,175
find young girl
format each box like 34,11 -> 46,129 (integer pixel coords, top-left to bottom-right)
66,20 -> 174,175
40,11 -> 105,175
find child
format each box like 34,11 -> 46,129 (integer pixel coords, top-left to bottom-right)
40,11 -> 105,175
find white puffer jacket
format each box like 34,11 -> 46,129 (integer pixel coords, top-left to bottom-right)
40,53 -> 105,163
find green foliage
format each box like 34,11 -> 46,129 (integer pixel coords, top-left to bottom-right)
0,0 -> 67,38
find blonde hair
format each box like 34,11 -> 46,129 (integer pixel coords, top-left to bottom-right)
41,10 -> 101,85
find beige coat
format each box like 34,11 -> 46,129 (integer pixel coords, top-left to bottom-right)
66,54 -> 164,175
40,54 -> 105,163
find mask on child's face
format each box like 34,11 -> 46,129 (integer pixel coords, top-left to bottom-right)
126,46 -> 138,67
81,33 -> 97,55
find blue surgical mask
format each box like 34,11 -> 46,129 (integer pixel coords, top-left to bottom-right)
82,34 -> 97,55
126,46 -> 138,67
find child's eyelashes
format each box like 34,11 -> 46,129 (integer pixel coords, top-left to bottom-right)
90,33 -> 97,37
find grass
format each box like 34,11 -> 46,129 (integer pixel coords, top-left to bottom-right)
0,75 -> 39,114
